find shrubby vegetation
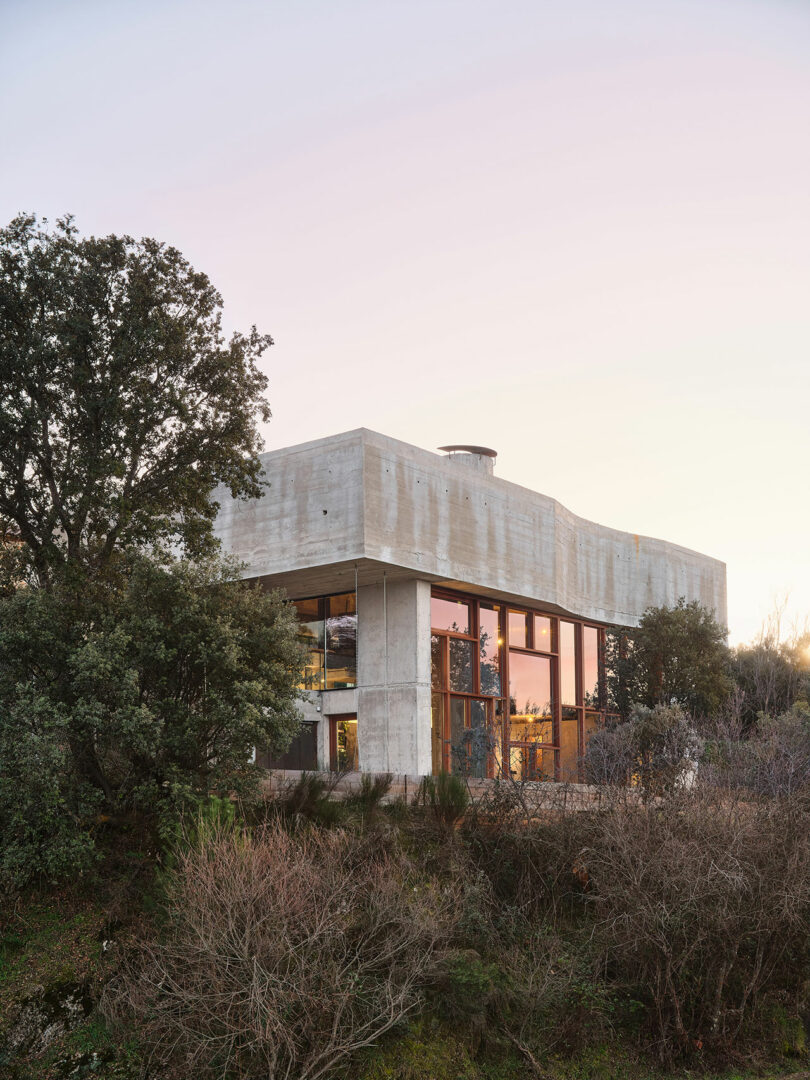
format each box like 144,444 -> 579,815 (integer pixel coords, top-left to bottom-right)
0,555 -> 304,889
0,214 -> 305,891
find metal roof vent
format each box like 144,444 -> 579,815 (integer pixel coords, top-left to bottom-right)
438,444 -> 497,476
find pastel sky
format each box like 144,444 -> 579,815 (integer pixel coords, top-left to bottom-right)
2,0 -> 808,645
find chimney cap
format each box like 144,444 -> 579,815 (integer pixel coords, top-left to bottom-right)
438,444 -> 497,458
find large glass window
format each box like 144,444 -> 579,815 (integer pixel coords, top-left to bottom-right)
325,593 -> 357,689
431,589 -> 607,782
479,604 -> 501,696
295,598 -> 324,690
294,593 -> 356,691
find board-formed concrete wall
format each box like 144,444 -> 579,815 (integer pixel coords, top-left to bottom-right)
213,428 -> 727,629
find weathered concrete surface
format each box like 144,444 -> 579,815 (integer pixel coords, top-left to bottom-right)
213,429 -> 727,629
356,579 -> 432,775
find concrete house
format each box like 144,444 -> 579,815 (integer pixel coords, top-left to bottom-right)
213,429 -> 727,782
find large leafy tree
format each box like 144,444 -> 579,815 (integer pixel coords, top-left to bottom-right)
606,598 -> 732,720
0,215 -> 305,887
0,213 -> 271,581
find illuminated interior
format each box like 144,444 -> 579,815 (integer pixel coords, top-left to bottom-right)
430,589 -> 610,781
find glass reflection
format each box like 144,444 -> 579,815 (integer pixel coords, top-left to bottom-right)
431,596 -> 470,634
508,610 -> 527,648
509,651 -> 552,720
431,634 -> 445,690
325,593 -> 357,689
533,615 -> 553,652
468,699 -> 489,778
479,604 -> 501,696
560,621 -> 577,706
449,638 -> 474,693
449,697 -> 466,775
509,745 -> 556,782
559,717 -> 579,783
582,626 -> 600,707
294,597 -> 324,690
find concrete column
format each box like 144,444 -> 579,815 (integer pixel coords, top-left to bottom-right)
356,577 -> 432,776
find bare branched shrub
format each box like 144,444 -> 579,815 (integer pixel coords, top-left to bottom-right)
580,783 -> 810,1060
705,705 -> 810,800
732,602 -> 810,730
104,823 -> 458,1080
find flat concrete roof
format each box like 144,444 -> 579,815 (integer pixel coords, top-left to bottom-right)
212,428 -> 727,628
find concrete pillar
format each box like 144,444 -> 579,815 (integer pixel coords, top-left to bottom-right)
356,577 -> 432,776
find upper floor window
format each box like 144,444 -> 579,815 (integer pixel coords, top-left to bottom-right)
293,592 -> 357,690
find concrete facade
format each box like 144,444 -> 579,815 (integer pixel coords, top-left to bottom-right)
213,429 -> 727,776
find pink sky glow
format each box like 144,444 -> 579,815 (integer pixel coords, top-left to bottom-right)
2,0 -> 809,644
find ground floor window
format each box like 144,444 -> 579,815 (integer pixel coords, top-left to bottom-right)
331,714 -> 359,771
431,589 -> 612,781
257,722 -> 318,771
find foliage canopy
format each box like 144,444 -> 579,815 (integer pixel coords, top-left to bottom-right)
0,555 -> 305,888
0,213 -> 272,582
606,597 -> 732,719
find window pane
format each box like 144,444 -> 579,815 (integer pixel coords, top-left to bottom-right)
508,610 -> 527,648
509,652 -> 552,749
509,651 -> 552,720
533,615 -> 553,652
449,697 -> 466,775
584,711 -> 602,744
325,593 -> 357,689
479,604 -> 501,696
468,699 -> 490,779
449,638 -> 474,693
431,634 -> 446,690
559,718 -> 579,783
509,745 -> 555,782
560,621 -> 577,706
431,692 -> 445,775
335,718 -> 358,771
294,598 -> 324,690
582,626 -> 600,708
431,596 -> 470,634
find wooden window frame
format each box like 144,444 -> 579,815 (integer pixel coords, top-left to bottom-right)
430,587 -> 609,781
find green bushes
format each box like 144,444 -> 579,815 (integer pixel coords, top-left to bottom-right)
416,771 -> 470,826
0,554 -> 305,891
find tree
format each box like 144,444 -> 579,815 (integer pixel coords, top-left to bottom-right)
731,607 -> 810,732
606,598 -> 732,720
0,554 -> 305,888
0,214 -> 305,888
0,213 -> 271,583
